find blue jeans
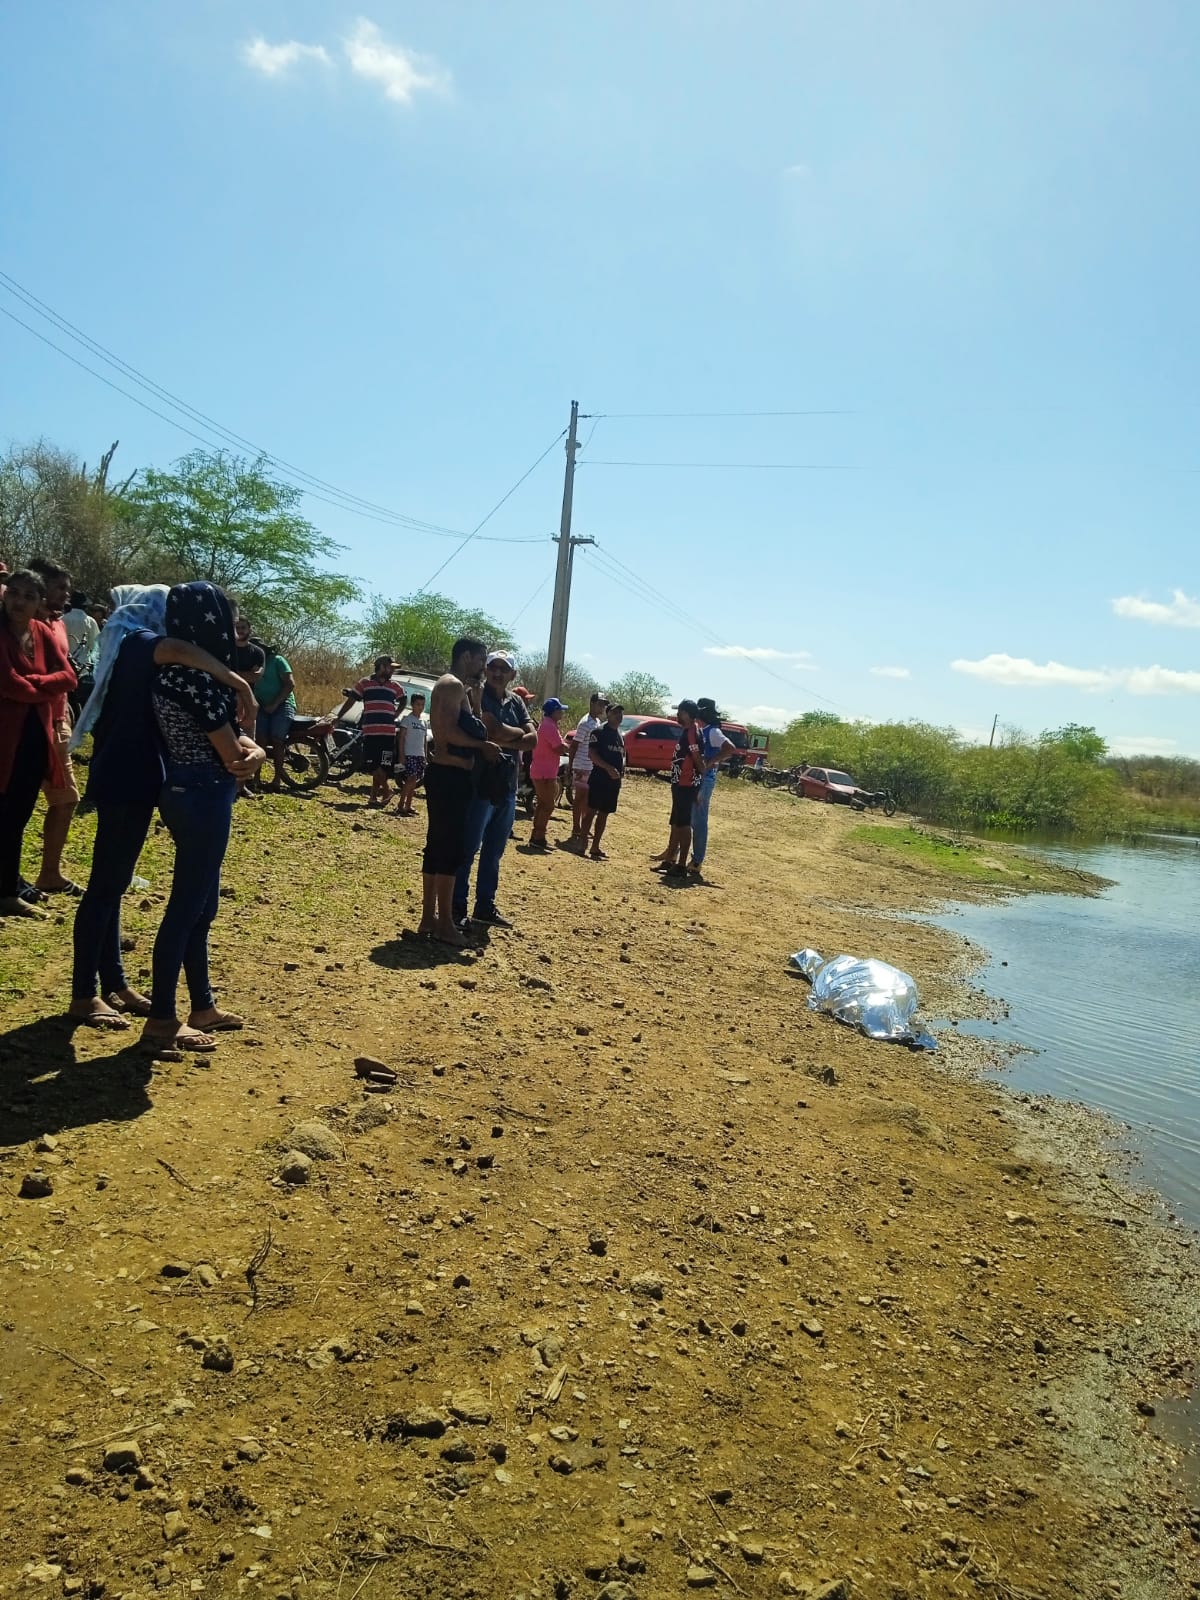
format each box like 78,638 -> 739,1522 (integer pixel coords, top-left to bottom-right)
71,800 -> 155,999
150,767 -> 236,1021
691,770 -> 719,865
453,786 -> 518,919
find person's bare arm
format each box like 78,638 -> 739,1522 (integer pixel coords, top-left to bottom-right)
207,723 -> 266,779
265,668 -> 296,713
704,732 -> 735,771
431,677 -> 501,759
154,639 -> 256,731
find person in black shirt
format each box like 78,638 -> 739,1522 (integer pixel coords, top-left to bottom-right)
453,650 -> 535,928
580,702 -> 626,859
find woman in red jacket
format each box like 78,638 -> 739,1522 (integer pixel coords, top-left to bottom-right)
0,569 -> 77,917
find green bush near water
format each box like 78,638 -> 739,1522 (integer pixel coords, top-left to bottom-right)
769,714 -> 1199,837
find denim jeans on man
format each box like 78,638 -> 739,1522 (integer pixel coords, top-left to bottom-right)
71,801 -> 155,999
453,784 -> 517,921
690,767 -> 719,866
149,767 -> 236,1021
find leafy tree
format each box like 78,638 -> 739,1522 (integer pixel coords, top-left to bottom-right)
516,648 -> 598,713
363,592 -> 513,674
1042,723 -> 1107,763
128,450 -> 357,652
604,669 -> 669,715
0,439 -> 144,598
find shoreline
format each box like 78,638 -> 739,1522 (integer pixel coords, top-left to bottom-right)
1,781 -> 1197,1597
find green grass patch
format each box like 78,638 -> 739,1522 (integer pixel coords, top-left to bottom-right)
849,824 -> 1107,894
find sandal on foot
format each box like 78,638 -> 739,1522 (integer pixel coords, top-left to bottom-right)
189,1009 -> 244,1032
39,880 -> 83,897
142,1026 -> 217,1054
70,1004 -> 129,1031
106,990 -> 152,1016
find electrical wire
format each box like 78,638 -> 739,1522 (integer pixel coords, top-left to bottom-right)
0,271 -> 545,545
594,409 -> 857,418
585,459 -> 853,470
506,572 -> 554,633
585,544 -> 849,713
416,433 -> 565,593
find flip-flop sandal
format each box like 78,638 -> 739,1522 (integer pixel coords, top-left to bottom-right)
41,880 -> 83,897
194,1011 -> 244,1031
106,992 -> 152,1016
589,850 -> 607,860
19,885 -> 48,905
72,1009 -> 130,1031
142,1029 -> 217,1054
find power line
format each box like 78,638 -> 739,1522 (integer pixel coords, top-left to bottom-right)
595,409 -> 857,418
416,432 -> 564,593
586,544 -> 849,714
586,459 -> 854,470
0,271 -> 545,545
506,572 -> 554,633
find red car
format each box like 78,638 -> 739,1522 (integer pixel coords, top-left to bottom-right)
794,765 -> 859,804
620,715 -> 767,774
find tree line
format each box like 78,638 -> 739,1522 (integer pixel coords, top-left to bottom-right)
0,438 -> 671,714
772,712 -> 1200,836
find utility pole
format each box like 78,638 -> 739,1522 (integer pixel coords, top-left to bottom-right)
988,713 -> 999,748
545,400 -> 594,699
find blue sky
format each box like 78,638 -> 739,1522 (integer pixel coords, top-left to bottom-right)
3,1 -> 1198,754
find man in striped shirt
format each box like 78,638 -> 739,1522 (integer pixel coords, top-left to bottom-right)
331,656 -> 407,807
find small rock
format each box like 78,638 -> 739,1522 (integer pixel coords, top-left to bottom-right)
349,1101 -> 390,1134
812,1582 -> 850,1600
801,1318 -> 825,1338
731,1319 -> 748,1337
34,1133 -> 58,1152
687,1567 -> 717,1588
22,1564 -> 62,1585
588,1232 -> 608,1256
1136,1399 -> 1156,1417
63,1579 -> 84,1597
441,1442 -> 476,1464
548,1453 -> 575,1475
102,1440 -> 143,1473
629,1271 -> 664,1301
493,1467 -> 513,1484
163,1510 -> 189,1542
287,1120 -> 341,1160
452,1272 -> 471,1288
193,1263 -> 219,1288
161,1261 -> 192,1278
1005,1210 -> 1036,1226
697,1317 -> 713,1336
596,1586 -> 637,1600
279,1150 -> 312,1185
202,1340 -> 235,1373
65,1467 -> 92,1486
353,1055 -> 396,1082
741,1541 -> 765,1564
449,1389 -> 492,1425
19,1170 -> 53,1199
390,1407 -> 449,1440
405,1300 -> 425,1316
777,1574 -> 802,1596
475,1152 -> 494,1170
236,1439 -> 264,1462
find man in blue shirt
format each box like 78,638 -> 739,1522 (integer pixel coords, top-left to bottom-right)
453,651 -> 536,929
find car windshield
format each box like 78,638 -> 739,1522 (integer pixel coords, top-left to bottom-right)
620,716 -> 640,733
723,727 -> 749,749
826,770 -> 855,786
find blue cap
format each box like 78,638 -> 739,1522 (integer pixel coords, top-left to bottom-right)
542,697 -> 569,714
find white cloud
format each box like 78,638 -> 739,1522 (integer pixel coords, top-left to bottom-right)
1108,735 -> 1179,757
704,645 -> 811,661
1123,665 -> 1200,695
951,654 -> 1112,690
343,18 -> 450,103
242,37 -> 331,76
722,703 -> 796,730
952,654 -> 1200,696
870,665 -> 911,679
1112,589 -> 1200,629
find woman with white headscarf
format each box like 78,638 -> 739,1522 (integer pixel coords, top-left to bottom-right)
68,585 -> 257,1031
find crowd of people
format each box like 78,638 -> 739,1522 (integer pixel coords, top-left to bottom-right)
0,558 -> 739,1030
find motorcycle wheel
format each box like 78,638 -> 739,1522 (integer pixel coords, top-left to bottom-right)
883,795 -> 898,817
275,737 -> 330,792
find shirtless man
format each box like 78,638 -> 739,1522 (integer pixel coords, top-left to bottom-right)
419,636 -> 501,946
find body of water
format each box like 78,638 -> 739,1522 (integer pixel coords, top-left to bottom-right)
933,833 -> 1200,1231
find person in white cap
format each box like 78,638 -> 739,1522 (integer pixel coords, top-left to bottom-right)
452,649 -> 535,929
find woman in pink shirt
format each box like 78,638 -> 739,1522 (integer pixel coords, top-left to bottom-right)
529,697 -> 569,850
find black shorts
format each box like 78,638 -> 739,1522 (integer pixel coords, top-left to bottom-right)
363,735 -> 396,773
670,783 -> 699,827
587,771 -> 622,815
423,763 -> 474,876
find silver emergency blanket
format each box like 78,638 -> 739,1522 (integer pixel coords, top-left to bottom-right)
788,948 -> 936,1049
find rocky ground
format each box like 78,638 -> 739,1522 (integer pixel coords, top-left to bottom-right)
0,775 -> 1196,1600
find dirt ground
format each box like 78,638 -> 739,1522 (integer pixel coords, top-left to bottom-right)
1,774 -> 1197,1600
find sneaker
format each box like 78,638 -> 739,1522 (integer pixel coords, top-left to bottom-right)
472,907 -> 513,929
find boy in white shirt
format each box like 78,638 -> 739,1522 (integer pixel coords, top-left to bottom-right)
567,691 -> 608,848
396,692 -> 429,816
